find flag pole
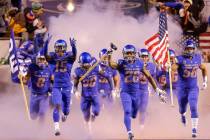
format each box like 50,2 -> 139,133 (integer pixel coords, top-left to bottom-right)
167,49 -> 174,107
19,75 -> 31,120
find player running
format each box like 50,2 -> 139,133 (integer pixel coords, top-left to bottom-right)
74,52 -> 106,133
98,48 -> 120,106
172,39 -> 207,138
138,48 -> 156,128
46,38 -> 77,136
23,54 -> 52,121
108,44 -> 166,140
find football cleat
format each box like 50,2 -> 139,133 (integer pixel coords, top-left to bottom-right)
192,128 -> 197,138
54,122 -> 61,136
55,129 -> 61,136
128,132 -> 134,140
61,114 -> 68,122
181,115 -> 186,126
90,113 -> 95,122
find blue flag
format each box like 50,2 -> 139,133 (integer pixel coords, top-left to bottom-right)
9,30 -> 20,83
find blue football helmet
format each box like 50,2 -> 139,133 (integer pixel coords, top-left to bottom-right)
183,39 -> 196,57
54,39 -> 67,53
139,48 -> 149,63
122,44 -> 136,62
139,48 -> 149,57
99,48 -> 108,65
169,49 -> 176,57
36,53 -> 47,69
99,49 -> 108,58
79,52 -> 92,69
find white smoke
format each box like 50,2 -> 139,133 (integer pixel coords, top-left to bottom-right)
47,0 -> 183,62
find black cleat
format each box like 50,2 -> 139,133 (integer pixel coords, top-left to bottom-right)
192,128 -> 197,138
55,130 -> 61,136
128,132 -> 134,140
181,115 -> 186,126
62,115 -> 67,122
90,113 -> 95,122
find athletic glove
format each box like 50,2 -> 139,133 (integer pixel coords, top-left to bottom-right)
70,38 -> 76,48
202,76 -> 208,90
155,88 -> 167,103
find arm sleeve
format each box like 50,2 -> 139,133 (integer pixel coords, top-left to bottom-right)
70,45 -> 77,62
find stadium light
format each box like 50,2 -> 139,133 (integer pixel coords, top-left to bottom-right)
67,1 -> 75,12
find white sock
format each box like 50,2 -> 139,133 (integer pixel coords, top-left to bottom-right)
54,122 -> 60,130
191,118 -> 199,129
127,131 -> 132,135
182,112 -> 186,116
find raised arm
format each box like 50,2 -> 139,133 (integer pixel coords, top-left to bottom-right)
69,38 -> 77,62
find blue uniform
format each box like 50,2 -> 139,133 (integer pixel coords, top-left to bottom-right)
48,49 -> 76,122
27,63 -> 51,119
98,63 -> 117,103
138,62 -> 156,124
166,69 -> 179,96
75,66 -> 101,122
156,68 -> 179,96
177,54 -> 202,118
117,59 -> 144,132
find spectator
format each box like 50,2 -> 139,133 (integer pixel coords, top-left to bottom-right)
31,2 -> 44,18
5,7 -> 26,36
24,7 -> 36,40
0,0 -> 10,32
11,0 -> 22,11
189,0 -> 205,21
179,0 -> 207,35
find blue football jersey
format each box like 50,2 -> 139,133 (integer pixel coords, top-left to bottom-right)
48,52 -> 75,88
156,69 -> 167,89
75,66 -> 99,97
118,59 -> 144,93
139,62 -> 156,90
98,63 -> 117,91
28,63 -> 51,94
177,54 -> 202,88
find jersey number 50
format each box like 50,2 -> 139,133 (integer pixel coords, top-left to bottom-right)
83,76 -> 97,87
183,67 -> 197,78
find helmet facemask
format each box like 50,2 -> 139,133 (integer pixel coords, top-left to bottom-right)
100,55 -> 109,66
123,51 -> 136,63
81,63 -> 91,69
184,47 -> 195,57
141,55 -> 149,63
55,45 -> 66,57
36,56 -> 47,69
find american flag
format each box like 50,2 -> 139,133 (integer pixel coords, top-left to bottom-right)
145,12 -> 169,67
199,32 -> 210,49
